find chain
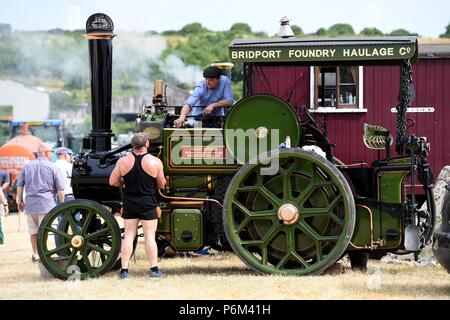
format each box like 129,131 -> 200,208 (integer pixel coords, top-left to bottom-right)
321,113 -> 327,137
395,60 -> 413,155
243,63 -> 252,96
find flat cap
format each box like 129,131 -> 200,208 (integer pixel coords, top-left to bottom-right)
203,66 -> 222,78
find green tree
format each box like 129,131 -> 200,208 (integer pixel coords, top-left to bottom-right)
0,23 -> 20,75
389,28 -> 411,36
230,23 -> 252,34
50,91 -> 78,112
161,30 -> 178,36
316,27 -> 327,36
440,22 -> 450,38
327,23 -> 355,37
179,23 -> 209,35
47,28 -> 65,35
112,117 -> 136,136
253,31 -> 268,37
166,32 -> 231,69
63,77 -> 83,90
161,25 -> 267,101
360,27 -> 384,36
291,25 -> 304,36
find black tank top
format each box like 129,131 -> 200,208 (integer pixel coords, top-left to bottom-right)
122,153 -> 158,215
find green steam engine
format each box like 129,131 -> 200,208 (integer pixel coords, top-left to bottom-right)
37,13 -> 443,280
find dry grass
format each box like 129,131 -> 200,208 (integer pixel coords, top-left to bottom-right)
1,213 -> 449,300
418,37 -> 450,44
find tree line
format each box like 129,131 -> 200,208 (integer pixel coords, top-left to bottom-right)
0,21 -> 449,113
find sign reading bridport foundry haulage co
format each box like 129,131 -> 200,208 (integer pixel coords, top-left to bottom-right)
229,44 -> 416,62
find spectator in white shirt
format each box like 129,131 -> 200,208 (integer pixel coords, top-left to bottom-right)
55,147 -> 74,201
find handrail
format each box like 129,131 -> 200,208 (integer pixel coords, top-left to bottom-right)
158,189 -> 223,208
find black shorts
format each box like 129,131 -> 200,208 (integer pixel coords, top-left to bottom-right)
122,207 -> 158,220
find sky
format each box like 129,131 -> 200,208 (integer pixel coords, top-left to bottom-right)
0,0 -> 448,37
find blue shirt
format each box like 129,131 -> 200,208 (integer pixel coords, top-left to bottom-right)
16,156 -> 66,214
185,75 -> 233,116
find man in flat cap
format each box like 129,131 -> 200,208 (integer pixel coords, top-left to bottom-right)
173,66 -> 234,128
109,132 -> 166,279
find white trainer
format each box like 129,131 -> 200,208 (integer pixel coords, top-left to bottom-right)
31,253 -> 40,263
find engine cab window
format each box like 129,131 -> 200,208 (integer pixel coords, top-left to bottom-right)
312,66 -> 364,112
316,67 -> 337,107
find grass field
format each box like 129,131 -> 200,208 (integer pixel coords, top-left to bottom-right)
1,212 -> 449,300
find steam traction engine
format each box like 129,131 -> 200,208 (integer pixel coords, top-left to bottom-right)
37,14 -> 445,280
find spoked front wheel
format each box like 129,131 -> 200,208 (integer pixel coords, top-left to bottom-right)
37,199 -> 121,280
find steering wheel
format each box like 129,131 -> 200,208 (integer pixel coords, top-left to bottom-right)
193,114 -> 216,121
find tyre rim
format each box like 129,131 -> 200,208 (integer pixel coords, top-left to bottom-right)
224,150 -> 355,275
38,200 -> 120,280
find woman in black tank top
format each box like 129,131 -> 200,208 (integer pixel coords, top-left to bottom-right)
122,153 -> 159,220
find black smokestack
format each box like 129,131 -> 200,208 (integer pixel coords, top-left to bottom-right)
84,13 -> 115,152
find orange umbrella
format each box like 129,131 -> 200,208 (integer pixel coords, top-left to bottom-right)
0,143 -> 37,182
6,135 -> 44,154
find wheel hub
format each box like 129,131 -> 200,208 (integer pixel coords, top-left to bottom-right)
278,203 -> 299,225
71,235 -> 85,248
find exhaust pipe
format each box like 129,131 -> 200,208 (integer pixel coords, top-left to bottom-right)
83,13 -> 115,153
71,13 -> 121,202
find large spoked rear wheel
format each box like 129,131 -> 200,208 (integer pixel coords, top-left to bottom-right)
37,199 -> 121,280
223,149 -> 356,275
